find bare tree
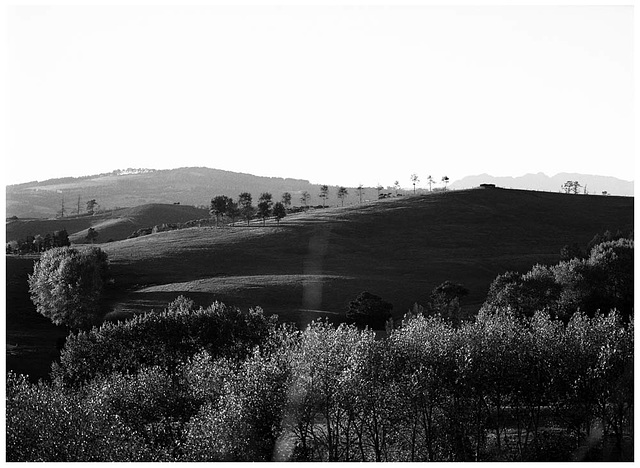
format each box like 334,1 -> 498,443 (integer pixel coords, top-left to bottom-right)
410,174 -> 419,194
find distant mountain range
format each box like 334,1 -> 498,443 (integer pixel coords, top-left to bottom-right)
449,172 -> 634,196
6,167 -> 633,219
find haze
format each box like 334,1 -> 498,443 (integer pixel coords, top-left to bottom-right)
5,4 -> 634,188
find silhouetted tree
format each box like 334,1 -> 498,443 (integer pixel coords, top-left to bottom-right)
210,195 -> 230,227
281,192 -> 292,208
319,185 -> 329,208
347,291 -> 393,329
226,198 -> 240,226
427,175 -> 435,192
273,202 -> 286,225
257,193 -> 273,226
85,228 -> 99,244
239,192 -> 254,226
337,187 -> 348,206
411,174 -> 419,194
441,176 -> 449,191
356,185 -> 364,204
300,191 -> 310,209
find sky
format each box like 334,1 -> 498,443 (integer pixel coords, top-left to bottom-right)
4,2 -> 635,189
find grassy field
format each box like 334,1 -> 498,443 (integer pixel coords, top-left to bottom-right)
6,187 -> 634,380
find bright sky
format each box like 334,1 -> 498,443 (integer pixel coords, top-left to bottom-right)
4,2 -> 635,188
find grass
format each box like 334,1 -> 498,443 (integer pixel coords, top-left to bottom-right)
6,187 -> 634,380
6,203 -> 210,244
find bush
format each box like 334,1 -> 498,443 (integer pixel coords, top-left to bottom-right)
28,246 -> 110,329
347,291 -> 393,329
52,298 -> 278,387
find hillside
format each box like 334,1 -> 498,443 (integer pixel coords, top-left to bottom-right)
98,187 -> 634,326
450,172 -> 634,196
6,204 -> 210,244
6,167 -> 385,219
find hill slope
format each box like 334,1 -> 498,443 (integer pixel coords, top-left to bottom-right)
6,167 -> 384,219
98,188 -> 634,326
6,203 -> 210,244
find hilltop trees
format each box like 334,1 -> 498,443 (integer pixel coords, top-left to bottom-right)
337,187 -> 348,206
28,246 -> 110,329
281,192 -> 292,208
319,185 -> 329,207
210,196 -> 230,227
356,185 -> 364,204
300,191 -> 310,209
410,174 -> 419,194
427,175 -> 435,191
238,192 -> 254,226
562,181 -> 582,194
273,202 -> 286,225
257,193 -> 273,226
441,176 -> 449,191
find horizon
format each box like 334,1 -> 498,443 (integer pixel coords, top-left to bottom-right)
5,4 -> 634,189
4,165 -> 635,190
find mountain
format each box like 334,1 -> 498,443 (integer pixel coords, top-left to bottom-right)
6,167 -> 387,219
449,172 -> 634,196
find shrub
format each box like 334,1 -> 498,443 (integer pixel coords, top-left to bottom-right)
28,246 -> 110,329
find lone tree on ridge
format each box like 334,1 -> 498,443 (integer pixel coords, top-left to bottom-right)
337,187 -> 348,206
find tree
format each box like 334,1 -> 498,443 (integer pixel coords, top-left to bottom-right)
281,192 -> 292,208
347,291 -> 393,329
376,185 -> 383,199
85,228 -> 99,244
257,193 -> 273,226
427,175 -> 435,192
273,202 -> 286,225
410,174 -> 419,194
393,181 -> 400,196
53,229 -> 70,248
58,196 -> 65,218
28,246 -> 110,329
319,185 -> 329,208
238,192 -> 254,226
226,198 -> 240,226
86,199 -> 98,215
300,191 -> 310,209
428,281 -> 469,323
210,196 -> 230,227
356,185 -> 364,204
337,187 -> 348,206
441,176 -> 449,191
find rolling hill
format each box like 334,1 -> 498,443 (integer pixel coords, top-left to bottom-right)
6,187 -> 634,380
98,187 -> 634,326
6,167 -> 385,219
6,203 -> 211,244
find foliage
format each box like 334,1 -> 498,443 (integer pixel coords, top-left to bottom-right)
238,192 -> 254,225
86,199 -> 98,215
257,192 -> 273,225
347,291 -> 393,329
273,202 -> 286,224
210,195 -> 230,226
319,185 -> 329,207
51,297 -> 278,387
28,246 -> 110,329
337,186 -> 348,206
281,192 -> 292,208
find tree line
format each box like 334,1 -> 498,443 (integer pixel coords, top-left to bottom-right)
6,229 -> 70,255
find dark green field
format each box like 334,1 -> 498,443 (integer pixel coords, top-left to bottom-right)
6,187 -> 634,380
